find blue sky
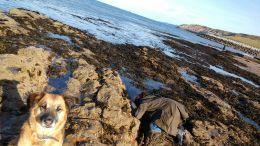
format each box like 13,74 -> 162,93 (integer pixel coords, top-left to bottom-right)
98,0 -> 260,36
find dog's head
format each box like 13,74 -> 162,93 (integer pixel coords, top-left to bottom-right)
28,92 -> 76,132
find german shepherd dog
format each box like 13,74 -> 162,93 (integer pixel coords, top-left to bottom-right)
16,93 -> 74,146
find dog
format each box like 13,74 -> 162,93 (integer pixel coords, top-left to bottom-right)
16,92 -> 75,146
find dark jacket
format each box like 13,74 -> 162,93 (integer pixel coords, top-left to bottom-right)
135,95 -> 189,136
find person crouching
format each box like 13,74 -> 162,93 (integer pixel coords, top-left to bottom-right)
132,92 -> 191,145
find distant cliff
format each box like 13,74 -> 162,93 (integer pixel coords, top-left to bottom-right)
179,24 -> 260,49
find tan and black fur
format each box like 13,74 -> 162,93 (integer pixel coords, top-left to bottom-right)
16,93 -> 73,146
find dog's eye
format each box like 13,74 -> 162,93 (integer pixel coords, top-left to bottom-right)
56,106 -> 62,112
40,104 -> 47,110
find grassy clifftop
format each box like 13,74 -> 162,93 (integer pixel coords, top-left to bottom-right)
226,35 -> 260,49
179,24 -> 260,49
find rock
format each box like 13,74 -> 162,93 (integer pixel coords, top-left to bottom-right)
65,78 -> 81,97
101,69 -> 126,95
1,8 -> 257,145
141,47 -> 148,57
102,108 -> 133,129
82,48 -> 95,59
201,76 -> 224,91
0,46 -> 50,111
232,81 -> 249,91
73,64 -> 98,84
142,133 -> 176,146
183,130 -> 195,145
70,102 -> 101,120
0,46 -> 51,143
96,84 -> 126,109
192,120 -> 250,145
0,11 -> 29,36
9,8 -> 47,20
81,79 -> 100,99
0,113 -> 28,142
186,79 -> 234,118
247,99 -> 260,109
66,67 -> 140,145
192,120 -> 228,145
48,57 -> 67,77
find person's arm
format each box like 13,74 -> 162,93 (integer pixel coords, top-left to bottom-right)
134,102 -> 148,119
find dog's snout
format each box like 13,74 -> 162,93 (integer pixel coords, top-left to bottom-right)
40,113 -> 55,128
44,116 -> 54,126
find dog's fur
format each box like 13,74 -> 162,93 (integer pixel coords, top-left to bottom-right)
17,93 -> 71,146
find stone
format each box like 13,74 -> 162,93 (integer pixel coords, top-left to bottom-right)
82,80 -> 100,99
201,76 -> 225,91
0,11 -> 29,36
65,78 -> 81,97
0,46 -> 50,109
73,65 -> 98,84
67,68 -> 139,145
9,8 -> 47,20
192,120 -> 228,145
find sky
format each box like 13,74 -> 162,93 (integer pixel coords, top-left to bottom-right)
98,0 -> 260,36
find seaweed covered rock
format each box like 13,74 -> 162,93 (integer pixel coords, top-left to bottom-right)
0,10 -> 29,36
0,8 -> 259,145
66,63 -> 140,145
0,46 -> 140,145
201,76 -> 225,92
192,120 -> 250,145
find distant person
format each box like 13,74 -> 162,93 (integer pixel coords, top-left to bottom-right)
132,92 -> 191,145
223,45 -> 226,51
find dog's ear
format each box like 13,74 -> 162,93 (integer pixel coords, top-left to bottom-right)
63,95 -> 79,110
27,92 -> 45,108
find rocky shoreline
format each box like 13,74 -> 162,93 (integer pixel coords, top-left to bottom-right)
199,34 -> 259,58
0,9 -> 259,145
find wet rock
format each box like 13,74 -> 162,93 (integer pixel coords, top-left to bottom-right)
65,78 -> 81,97
181,72 -> 234,118
0,10 -> 29,36
193,85 -> 234,118
73,62 -> 98,84
101,69 -> 126,94
9,8 -> 47,20
247,99 -> 260,109
69,49 -> 95,60
232,81 -> 250,91
192,120 -> 225,145
48,57 -> 67,77
192,120 -> 250,145
141,133 -> 174,146
183,130 -> 195,145
201,76 -> 225,91
0,8 -> 258,145
82,79 -> 100,100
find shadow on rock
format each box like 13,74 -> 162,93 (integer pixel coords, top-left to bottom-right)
0,80 -> 28,144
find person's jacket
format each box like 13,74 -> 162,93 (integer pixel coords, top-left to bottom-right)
135,95 -> 189,136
